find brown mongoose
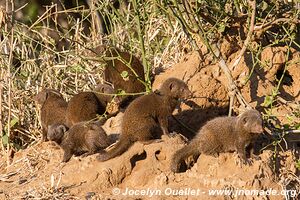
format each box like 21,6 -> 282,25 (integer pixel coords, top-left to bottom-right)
102,46 -> 146,108
97,78 -> 192,161
34,89 -> 68,141
48,120 -> 111,162
65,83 -> 120,127
170,109 -> 264,173
103,47 -> 145,94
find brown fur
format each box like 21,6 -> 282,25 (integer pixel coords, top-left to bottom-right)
97,78 -> 192,161
65,83 -> 119,127
104,47 -> 145,93
48,121 -> 111,162
170,109 -> 264,173
103,47 -> 146,108
34,89 -> 67,141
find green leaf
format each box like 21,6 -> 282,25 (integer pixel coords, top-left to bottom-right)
2,134 -> 9,145
283,124 -> 290,129
295,123 -> 300,130
262,95 -> 273,107
218,23 -> 226,33
261,1 -> 268,11
10,117 -> 19,127
296,160 -> 300,170
70,65 -> 85,73
4,117 -> 19,131
118,89 -> 126,95
121,71 -> 129,79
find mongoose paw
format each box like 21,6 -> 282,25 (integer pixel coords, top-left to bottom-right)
243,158 -> 253,165
237,158 -> 253,167
251,154 -> 261,161
170,165 -> 179,173
58,162 -> 66,168
170,162 -> 181,173
169,132 -> 177,137
80,153 -> 89,158
97,153 -> 109,162
61,155 -> 72,163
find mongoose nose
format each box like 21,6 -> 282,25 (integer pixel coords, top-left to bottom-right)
254,125 -> 264,134
186,90 -> 193,99
47,135 -> 51,141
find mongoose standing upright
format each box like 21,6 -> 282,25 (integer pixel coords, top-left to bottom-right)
65,83 -> 119,127
97,78 -> 192,161
170,109 -> 264,173
34,89 -> 68,141
48,120 -> 111,162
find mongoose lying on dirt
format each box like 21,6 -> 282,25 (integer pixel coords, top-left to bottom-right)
171,109 -> 264,173
97,77 -> 192,161
48,120 -> 110,162
34,89 -> 68,141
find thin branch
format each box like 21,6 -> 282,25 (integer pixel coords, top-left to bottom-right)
227,0 -> 256,115
132,0 -> 151,92
168,0 -> 203,60
0,83 -> 3,152
230,0 -> 256,70
6,0 -> 14,166
254,18 -> 300,32
170,0 -> 254,115
86,0 -> 102,36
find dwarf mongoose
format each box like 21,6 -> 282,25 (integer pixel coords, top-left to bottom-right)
34,89 -> 68,141
104,47 -> 145,93
170,109 -> 264,173
65,83 -> 119,127
97,78 -> 192,161
103,47 -> 146,107
48,121 -> 111,162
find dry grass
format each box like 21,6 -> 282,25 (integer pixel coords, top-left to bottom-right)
0,0 -> 299,198
0,0 -> 191,154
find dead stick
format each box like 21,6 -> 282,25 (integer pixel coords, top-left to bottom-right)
254,18 -> 300,31
230,0 -> 256,70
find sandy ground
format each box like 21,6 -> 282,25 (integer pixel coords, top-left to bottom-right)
1,46 -> 300,199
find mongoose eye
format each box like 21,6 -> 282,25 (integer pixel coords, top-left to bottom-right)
242,117 -> 248,124
169,83 -> 174,90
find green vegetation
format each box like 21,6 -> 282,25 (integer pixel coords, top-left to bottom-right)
0,0 -> 299,172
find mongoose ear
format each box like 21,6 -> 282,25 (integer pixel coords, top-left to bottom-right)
96,85 -> 106,93
90,124 -> 99,130
169,82 -> 174,90
101,85 -> 107,93
34,91 -> 48,104
242,116 -> 248,124
58,124 -> 68,133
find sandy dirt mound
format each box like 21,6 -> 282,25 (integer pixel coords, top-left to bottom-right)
0,134 -> 297,199
1,46 -> 300,199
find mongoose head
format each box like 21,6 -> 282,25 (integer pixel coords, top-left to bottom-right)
47,123 -> 68,144
94,83 -> 121,105
238,109 -> 264,134
159,78 -> 192,100
33,89 -> 64,106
